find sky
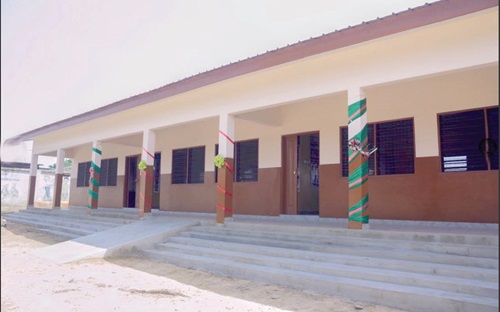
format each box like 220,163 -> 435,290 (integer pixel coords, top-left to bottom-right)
1,0 -> 438,162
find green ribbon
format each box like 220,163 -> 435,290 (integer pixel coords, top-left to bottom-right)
88,189 -> 99,199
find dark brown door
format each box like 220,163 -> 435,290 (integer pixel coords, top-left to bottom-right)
297,133 -> 319,215
124,155 -> 138,208
282,132 -> 319,215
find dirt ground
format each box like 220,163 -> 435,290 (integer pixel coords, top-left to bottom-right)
1,205 -> 407,312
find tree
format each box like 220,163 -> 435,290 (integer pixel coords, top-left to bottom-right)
49,158 -> 72,170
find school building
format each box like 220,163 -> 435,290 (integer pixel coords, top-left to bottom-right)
5,0 -> 498,226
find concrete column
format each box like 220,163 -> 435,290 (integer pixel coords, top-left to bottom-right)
347,88 -> 369,230
52,149 -> 65,209
216,113 -> 235,224
28,154 -> 38,207
87,141 -> 102,212
139,129 -> 156,219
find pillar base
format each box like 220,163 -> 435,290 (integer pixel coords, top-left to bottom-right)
139,212 -> 152,220
348,221 -> 363,230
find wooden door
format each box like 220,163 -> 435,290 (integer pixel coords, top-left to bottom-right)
123,155 -> 138,208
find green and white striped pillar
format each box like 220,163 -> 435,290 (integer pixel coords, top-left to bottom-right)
88,141 -> 102,212
347,89 -> 369,230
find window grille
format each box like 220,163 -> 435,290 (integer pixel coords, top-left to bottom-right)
77,158 -> 117,187
439,107 -> 498,172
171,147 -> 205,184
153,153 -> 161,192
341,119 -> 414,176
235,140 -> 258,182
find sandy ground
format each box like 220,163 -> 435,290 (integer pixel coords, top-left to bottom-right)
1,206 -> 406,312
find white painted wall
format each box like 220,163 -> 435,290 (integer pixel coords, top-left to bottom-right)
32,9 -> 498,171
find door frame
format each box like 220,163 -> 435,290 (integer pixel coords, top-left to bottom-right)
123,154 -> 140,208
281,131 -> 320,215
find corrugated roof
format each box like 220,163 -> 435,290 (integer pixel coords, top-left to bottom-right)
4,0 -> 498,145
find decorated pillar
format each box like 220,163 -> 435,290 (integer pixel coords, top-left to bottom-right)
347,89 -> 370,230
28,154 -> 38,207
215,113 -> 235,224
87,141 -> 102,213
138,129 -> 155,219
52,149 -> 65,209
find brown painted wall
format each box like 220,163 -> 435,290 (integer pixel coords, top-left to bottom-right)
319,164 -> 347,218
68,158 -> 497,223
160,172 -> 217,213
159,168 -> 282,216
319,157 -> 499,223
69,176 -> 125,208
233,168 -> 281,216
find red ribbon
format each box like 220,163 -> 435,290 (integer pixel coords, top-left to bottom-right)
219,130 -> 234,145
225,162 -> 234,174
142,147 -> 155,159
216,204 -> 232,212
217,185 -> 233,197
139,192 -> 153,207
141,170 -> 154,182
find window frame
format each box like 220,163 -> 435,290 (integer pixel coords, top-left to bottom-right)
340,118 -> 415,177
76,158 -> 118,187
171,146 -> 206,184
235,139 -> 259,182
153,152 -> 161,192
438,106 -> 498,173
215,139 -> 259,183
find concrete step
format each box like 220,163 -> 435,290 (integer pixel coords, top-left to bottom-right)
33,227 -> 82,240
3,214 -> 96,237
166,236 -> 498,283
143,222 -> 499,311
15,211 -> 120,229
142,248 -> 498,312
156,241 -> 497,298
221,221 -> 499,246
5,213 -> 115,232
23,208 -> 135,224
190,224 -> 498,258
178,230 -> 498,269
66,206 -> 139,220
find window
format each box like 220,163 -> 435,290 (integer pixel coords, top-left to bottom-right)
171,146 -> 205,184
77,158 -> 118,187
154,153 -> 161,192
215,140 -> 258,182
439,107 -> 498,172
100,158 -> 118,186
215,144 -> 219,183
77,162 -> 91,187
341,119 -> 414,176
235,139 -> 258,182
341,125 -> 374,176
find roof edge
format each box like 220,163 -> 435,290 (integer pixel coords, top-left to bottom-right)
5,0 -> 498,145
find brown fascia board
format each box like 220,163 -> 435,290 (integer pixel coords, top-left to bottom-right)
5,0 -> 498,145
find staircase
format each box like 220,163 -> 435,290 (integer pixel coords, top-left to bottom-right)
2,207 -> 137,239
142,220 -> 499,312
